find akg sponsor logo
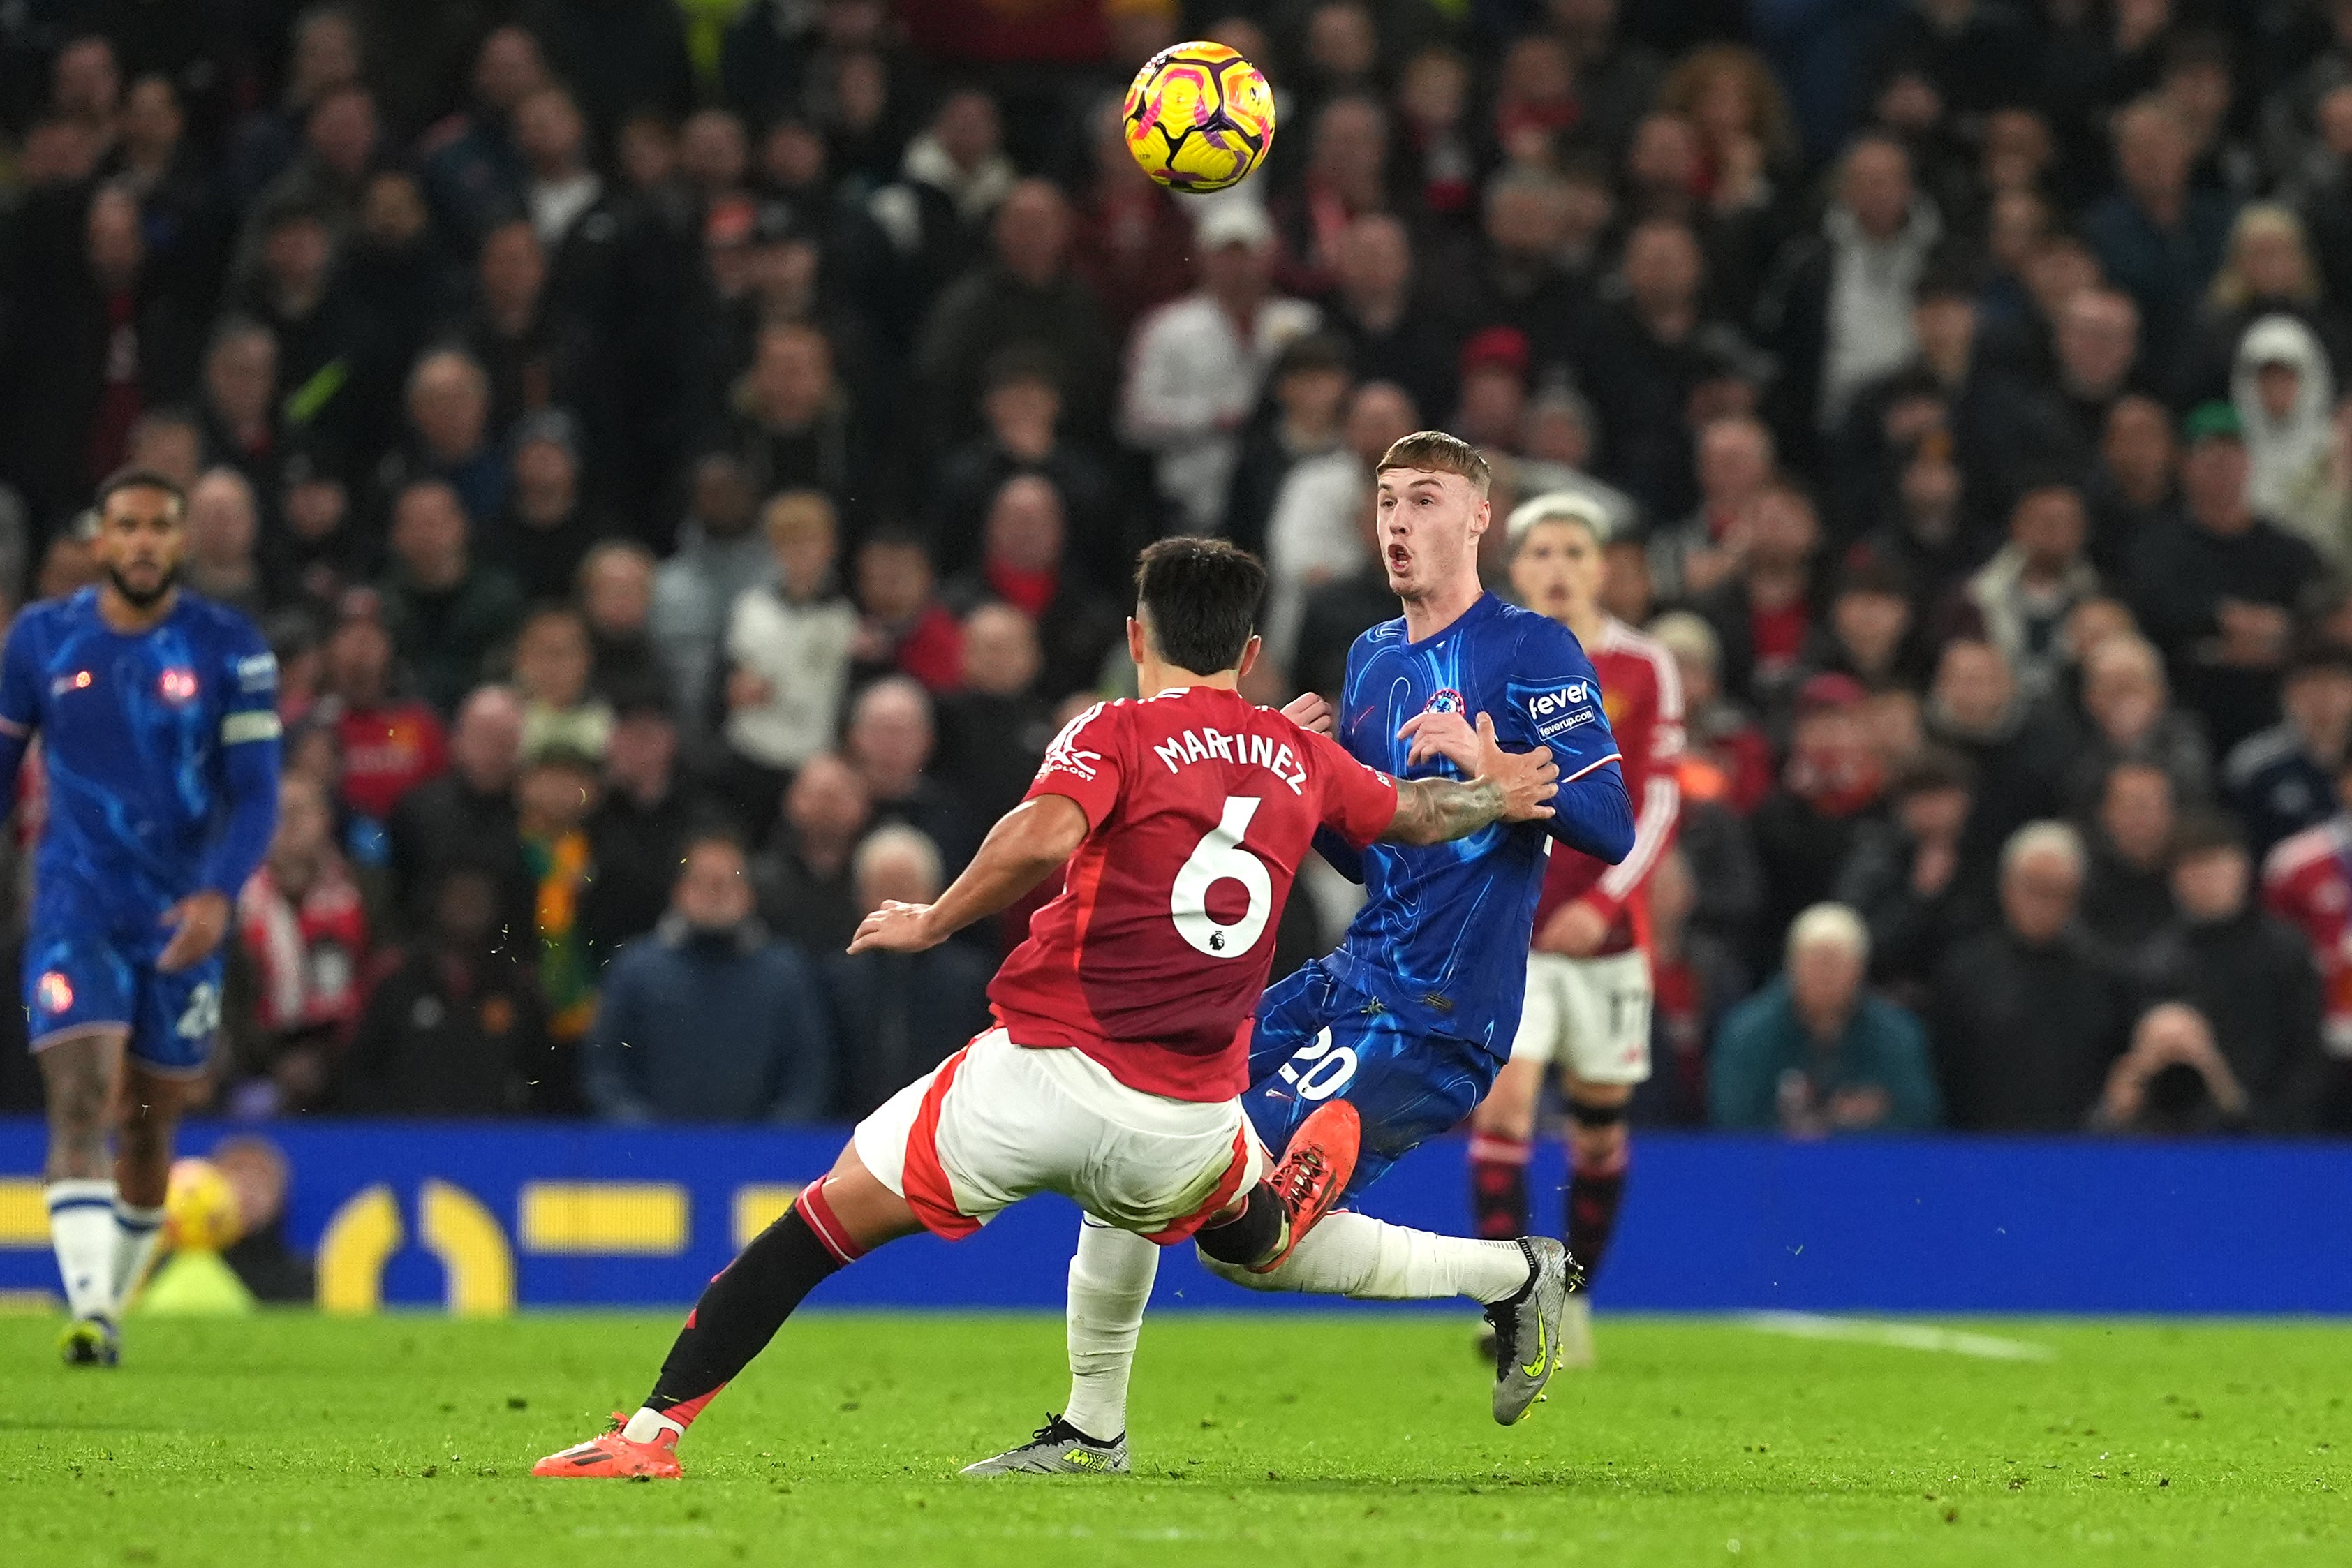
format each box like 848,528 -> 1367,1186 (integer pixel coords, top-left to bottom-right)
237,653 -> 279,693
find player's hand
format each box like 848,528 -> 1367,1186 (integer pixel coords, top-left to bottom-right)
1398,708 -> 1479,771
1282,691 -> 1334,735
1535,900 -> 1611,957
156,890 -> 232,973
848,899 -> 942,955
1471,712 -> 1558,822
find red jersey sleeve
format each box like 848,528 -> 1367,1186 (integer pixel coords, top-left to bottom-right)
1023,701 -> 1127,828
1303,725 -> 1398,848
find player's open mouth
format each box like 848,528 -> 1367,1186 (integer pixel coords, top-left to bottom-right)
1387,545 -> 1412,572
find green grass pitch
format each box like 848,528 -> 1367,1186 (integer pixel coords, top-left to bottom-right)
2,1311 -> 2346,1566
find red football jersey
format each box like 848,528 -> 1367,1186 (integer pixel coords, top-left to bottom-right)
990,683 -> 1399,1101
1532,617 -> 1684,956
2263,818 -> 2352,1056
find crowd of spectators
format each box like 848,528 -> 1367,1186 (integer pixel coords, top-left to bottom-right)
6,0 -> 2352,1136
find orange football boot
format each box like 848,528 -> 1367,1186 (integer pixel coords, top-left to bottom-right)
1249,1097 -> 1361,1273
532,1415 -> 683,1479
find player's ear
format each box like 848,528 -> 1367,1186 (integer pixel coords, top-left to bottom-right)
1125,616 -> 1148,667
1236,634 -> 1261,681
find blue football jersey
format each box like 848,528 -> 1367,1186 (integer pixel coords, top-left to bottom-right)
0,588 -> 283,922
1317,591 -> 1627,1053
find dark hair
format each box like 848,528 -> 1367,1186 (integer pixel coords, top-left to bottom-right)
1836,556 -> 1915,602
2170,810 -> 2245,861
983,341 -> 1063,394
1134,537 -> 1266,676
1891,746 -> 1973,800
2285,639 -> 2352,682
1271,331 -> 1353,381
95,466 -> 186,515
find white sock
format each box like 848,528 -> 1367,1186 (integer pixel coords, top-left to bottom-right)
621,1408 -> 684,1444
46,1180 -> 119,1321
1061,1216 -> 1158,1442
111,1201 -> 168,1308
1201,1211 -> 1533,1303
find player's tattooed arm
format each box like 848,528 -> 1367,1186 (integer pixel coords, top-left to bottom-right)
1379,713 -> 1558,845
848,794 -> 1090,954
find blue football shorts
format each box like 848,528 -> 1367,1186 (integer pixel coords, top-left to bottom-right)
23,882 -> 224,1077
1243,957 -> 1500,1204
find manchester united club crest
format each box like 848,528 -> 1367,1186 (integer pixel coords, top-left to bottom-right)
1424,687 -> 1465,716
156,667 -> 200,705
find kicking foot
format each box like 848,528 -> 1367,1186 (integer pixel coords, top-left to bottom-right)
1486,1238 -> 1576,1425
59,1317 -> 119,1368
961,1415 -> 1130,1476
532,1415 -> 683,1479
1250,1099 -> 1361,1274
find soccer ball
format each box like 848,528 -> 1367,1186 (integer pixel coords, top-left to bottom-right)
165,1157 -> 244,1253
1123,41 -> 1277,193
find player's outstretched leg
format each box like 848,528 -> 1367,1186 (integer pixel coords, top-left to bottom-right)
1199,1212 -> 1576,1423
37,1030 -> 128,1366
534,1175 -> 894,1479
963,1101 -> 1358,1477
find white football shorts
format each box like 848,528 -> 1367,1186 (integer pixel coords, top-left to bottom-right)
852,1027 -> 1268,1243
1509,949 -> 1654,1086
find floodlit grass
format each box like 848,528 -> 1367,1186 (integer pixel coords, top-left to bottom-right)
1,1311 -> 2346,1566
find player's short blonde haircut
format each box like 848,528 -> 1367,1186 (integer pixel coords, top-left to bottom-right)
762,489 -> 838,545
1377,431 -> 1492,498
1507,489 -> 1611,549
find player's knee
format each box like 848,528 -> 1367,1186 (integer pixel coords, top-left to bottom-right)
45,1073 -> 112,1137
1565,1095 -> 1629,1167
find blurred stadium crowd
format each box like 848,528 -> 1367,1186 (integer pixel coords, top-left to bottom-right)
5,0 -> 2352,1136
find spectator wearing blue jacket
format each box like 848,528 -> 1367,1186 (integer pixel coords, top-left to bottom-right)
584,832 -> 832,1123
1710,903 -> 1943,1133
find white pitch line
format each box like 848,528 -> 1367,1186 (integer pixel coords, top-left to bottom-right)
1741,1312 -> 2058,1362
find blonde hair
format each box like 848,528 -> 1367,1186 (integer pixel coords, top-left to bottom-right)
1787,903 -> 1869,963
1377,430 -> 1492,497
2210,203 -> 2321,311
1658,44 -> 1800,172
2001,819 -> 2086,880
761,488 -> 838,545
853,823 -> 944,898
1648,610 -> 1720,674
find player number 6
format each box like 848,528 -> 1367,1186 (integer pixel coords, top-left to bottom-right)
1171,796 -> 1272,959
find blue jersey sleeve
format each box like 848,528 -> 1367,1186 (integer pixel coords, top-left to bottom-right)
200,618 -> 283,898
0,611 -> 41,820
1504,619 -> 1634,864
